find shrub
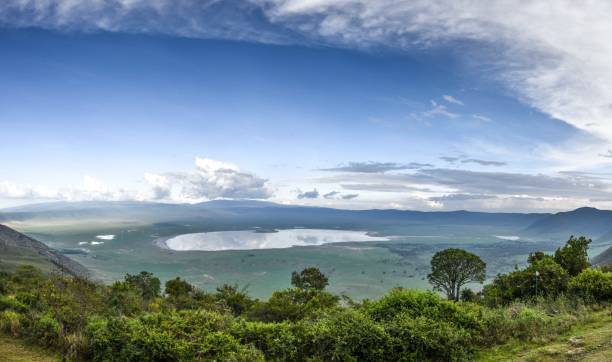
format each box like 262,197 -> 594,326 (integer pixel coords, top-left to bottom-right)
483,258 -> 569,306
233,320 -> 299,360
30,313 -> 61,347
300,309 -> 391,361
215,284 -> 255,316
0,295 -> 29,313
386,314 -> 473,361
568,268 -> 612,302
364,289 -> 480,332
249,288 -> 339,322
0,310 -> 25,337
196,331 -> 264,361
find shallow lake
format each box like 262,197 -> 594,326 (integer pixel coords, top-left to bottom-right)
164,228 -> 390,251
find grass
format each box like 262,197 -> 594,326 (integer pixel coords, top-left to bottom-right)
0,246 -> 57,274
476,307 -> 612,361
0,334 -> 58,362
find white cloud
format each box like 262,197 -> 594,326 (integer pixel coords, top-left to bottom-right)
0,158 -> 272,204
422,100 -> 459,119
144,157 -> 272,202
442,95 -> 463,105
260,0 -> 612,145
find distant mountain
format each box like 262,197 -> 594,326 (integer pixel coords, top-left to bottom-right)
0,224 -> 89,277
0,200 -> 548,230
523,207 -> 612,240
593,245 -> 612,266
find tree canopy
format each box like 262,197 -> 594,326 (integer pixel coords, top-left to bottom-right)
554,236 -> 591,276
291,267 -> 329,291
427,248 -> 486,301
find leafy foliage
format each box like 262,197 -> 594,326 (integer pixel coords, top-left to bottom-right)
427,248 -> 486,301
568,267 -> 612,302
290,267 -> 329,291
554,236 -> 591,276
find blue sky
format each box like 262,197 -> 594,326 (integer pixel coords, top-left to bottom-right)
2,1 -> 612,211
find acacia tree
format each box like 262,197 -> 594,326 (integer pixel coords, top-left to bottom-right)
427,248 -> 486,301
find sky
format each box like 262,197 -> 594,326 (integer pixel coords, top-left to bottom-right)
2,0 -> 612,212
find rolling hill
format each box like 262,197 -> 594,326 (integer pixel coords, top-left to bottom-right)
0,224 -> 88,277
523,207 -> 612,240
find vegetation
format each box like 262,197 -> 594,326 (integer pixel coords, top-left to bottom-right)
0,236 -> 610,361
427,248 -> 486,301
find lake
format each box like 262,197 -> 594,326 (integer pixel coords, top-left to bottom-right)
163,228 -> 390,251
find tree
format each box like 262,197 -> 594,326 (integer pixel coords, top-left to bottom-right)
124,271 -> 160,300
554,236 -> 591,276
215,283 -> 254,316
427,248 -> 486,301
482,257 -> 569,306
164,277 -> 193,298
291,267 -> 328,291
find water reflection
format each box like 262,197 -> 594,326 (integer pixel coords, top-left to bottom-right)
164,229 -> 389,251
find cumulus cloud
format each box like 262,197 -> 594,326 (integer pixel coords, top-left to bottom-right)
296,188 -> 319,199
319,161 -> 432,173
145,157 -> 272,201
442,95 -> 463,105
0,158 -> 272,204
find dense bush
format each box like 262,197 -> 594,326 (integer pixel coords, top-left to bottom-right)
568,267 -> 612,302
483,255 -> 570,306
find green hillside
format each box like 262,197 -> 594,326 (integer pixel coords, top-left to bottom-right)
0,245 -> 59,274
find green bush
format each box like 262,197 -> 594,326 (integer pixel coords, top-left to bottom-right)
364,289 -> 480,332
30,313 -> 61,347
300,309 -> 391,361
568,268 -> 612,302
233,320 -> 299,360
0,310 -> 25,337
196,331 -> 264,361
0,295 -> 29,313
386,314 -> 473,361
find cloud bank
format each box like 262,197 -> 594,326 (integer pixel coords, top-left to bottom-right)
0,157 -> 272,204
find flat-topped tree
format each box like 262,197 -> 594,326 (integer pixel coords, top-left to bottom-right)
428,248 -> 486,301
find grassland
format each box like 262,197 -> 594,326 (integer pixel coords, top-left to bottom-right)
0,334 -> 57,362
476,308 -> 612,361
